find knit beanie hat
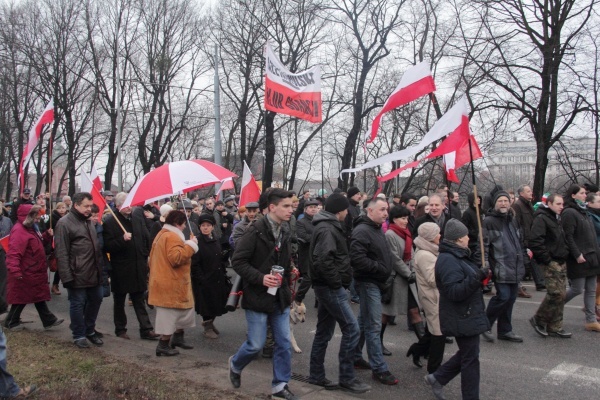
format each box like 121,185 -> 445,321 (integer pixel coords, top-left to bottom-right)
444,218 -> 469,241
347,186 -> 360,198
159,204 -> 173,217
418,222 -> 440,242
325,193 -> 350,214
493,190 -> 510,206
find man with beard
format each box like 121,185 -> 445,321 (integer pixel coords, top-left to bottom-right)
481,191 -> 526,343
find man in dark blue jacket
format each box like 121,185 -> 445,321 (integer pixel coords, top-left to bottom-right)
351,197 -> 398,386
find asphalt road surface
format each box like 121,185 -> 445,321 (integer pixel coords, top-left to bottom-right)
19,272 -> 600,399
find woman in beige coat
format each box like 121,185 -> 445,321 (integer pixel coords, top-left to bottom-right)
407,222 -> 446,373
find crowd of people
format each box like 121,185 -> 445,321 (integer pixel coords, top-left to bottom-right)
1,180 -> 600,400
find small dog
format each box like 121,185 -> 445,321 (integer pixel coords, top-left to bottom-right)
289,301 -> 306,353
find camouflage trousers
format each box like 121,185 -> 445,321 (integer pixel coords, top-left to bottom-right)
535,261 -> 567,332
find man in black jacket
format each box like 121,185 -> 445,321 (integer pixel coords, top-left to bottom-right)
55,192 -> 104,349
294,199 -> 319,304
103,193 -> 159,341
229,189 -> 298,400
413,194 -> 449,239
351,197 -> 398,386
308,194 -> 371,394
528,194 -> 571,338
9,188 -> 33,224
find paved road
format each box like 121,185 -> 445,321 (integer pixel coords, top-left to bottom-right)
19,273 -> 600,399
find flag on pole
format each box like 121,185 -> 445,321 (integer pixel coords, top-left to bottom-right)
341,97 -> 469,175
82,172 -> 107,212
368,62 -> 436,144
377,160 -> 421,183
455,135 -> 483,169
216,178 -> 235,197
0,235 -> 9,252
425,117 -> 470,160
18,99 -> 55,192
443,153 -> 459,183
264,42 -> 322,123
90,163 -> 103,191
239,161 -> 261,207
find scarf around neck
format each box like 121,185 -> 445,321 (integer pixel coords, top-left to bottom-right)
388,223 -> 413,262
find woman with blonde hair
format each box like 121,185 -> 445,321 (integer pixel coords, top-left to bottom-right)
148,210 -> 199,356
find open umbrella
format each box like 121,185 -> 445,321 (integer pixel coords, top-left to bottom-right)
121,160 -> 237,208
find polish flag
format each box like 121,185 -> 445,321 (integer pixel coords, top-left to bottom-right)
377,160 -> 421,183
443,153 -> 459,183
425,114 -> 470,160
90,164 -> 103,191
0,235 -> 9,253
238,161 -> 261,207
18,99 -> 55,192
367,62 -> 436,144
216,178 -> 235,198
455,135 -> 483,169
82,172 -> 107,212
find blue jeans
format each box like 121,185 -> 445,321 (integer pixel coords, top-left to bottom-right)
433,334 -> 480,400
231,307 -> 291,393
349,278 -> 359,302
310,286 -> 360,383
0,328 -> 19,398
353,281 -> 388,373
67,286 -> 104,340
486,282 -> 518,334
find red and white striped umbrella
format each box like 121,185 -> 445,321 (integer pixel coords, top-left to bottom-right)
121,160 -> 237,208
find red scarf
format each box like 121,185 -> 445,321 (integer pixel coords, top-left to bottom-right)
388,223 -> 413,262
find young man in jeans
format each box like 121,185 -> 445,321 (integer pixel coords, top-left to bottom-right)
307,193 -> 371,393
228,189 -> 297,399
55,192 -> 104,348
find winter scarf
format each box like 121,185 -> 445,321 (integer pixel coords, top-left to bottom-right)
388,223 -> 413,262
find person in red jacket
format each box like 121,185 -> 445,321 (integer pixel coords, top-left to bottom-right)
3,205 -> 64,331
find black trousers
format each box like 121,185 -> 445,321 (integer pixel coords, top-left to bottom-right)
113,291 -> 153,336
4,302 -> 57,328
433,334 -> 481,400
409,326 -> 446,373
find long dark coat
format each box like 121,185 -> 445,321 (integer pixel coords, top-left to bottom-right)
6,205 -> 52,304
191,234 -> 229,317
562,203 -> 600,279
102,208 -> 151,294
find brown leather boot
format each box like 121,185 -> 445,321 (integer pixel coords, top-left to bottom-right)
202,320 -> 219,339
518,286 -> 531,298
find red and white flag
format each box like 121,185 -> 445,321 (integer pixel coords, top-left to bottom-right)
216,178 -> 235,198
238,161 -> 261,207
443,153 -> 459,183
367,62 -> 436,144
90,163 -> 103,191
264,42 -> 322,123
0,235 -> 9,253
442,135 -> 483,183
81,172 -> 107,212
18,99 -> 55,192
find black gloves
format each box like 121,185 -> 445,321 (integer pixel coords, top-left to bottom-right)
407,271 -> 417,284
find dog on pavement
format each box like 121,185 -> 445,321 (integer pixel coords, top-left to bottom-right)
290,301 -> 306,353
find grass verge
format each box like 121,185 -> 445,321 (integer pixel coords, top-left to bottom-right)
4,330 -> 253,400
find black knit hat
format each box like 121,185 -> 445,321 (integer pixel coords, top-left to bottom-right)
347,186 -> 360,198
198,213 -> 216,225
444,218 -> 469,241
493,190 -> 510,206
325,193 -> 350,214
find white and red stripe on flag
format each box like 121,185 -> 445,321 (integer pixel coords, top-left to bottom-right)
216,178 -> 235,198
90,163 -> 103,191
238,161 -> 261,207
367,62 -> 436,144
18,99 -> 55,191
264,42 -> 322,123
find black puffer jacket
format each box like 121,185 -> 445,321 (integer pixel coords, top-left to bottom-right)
296,213 -> 315,275
435,241 -> 490,337
561,202 -> 600,279
309,211 -> 352,290
529,205 -> 569,266
231,215 -> 292,313
344,198 -> 361,242
55,208 -> 103,288
483,209 -> 526,283
413,212 -> 449,239
350,215 -> 392,286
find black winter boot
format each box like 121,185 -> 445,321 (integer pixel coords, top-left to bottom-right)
170,331 -> 194,349
156,339 -> 179,356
